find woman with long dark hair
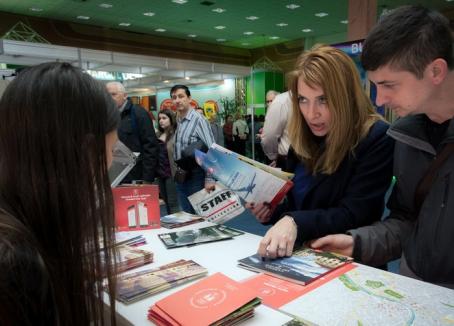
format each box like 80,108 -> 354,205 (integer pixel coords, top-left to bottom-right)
0,62 -> 120,325
157,109 -> 180,214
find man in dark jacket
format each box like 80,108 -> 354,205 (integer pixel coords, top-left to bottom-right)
106,81 -> 158,183
311,5 -> 454,288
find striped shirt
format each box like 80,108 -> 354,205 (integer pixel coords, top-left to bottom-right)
174,108 -> 215,161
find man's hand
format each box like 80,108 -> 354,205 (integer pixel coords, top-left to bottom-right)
257,216 -> 297,259
269,160 -> 277,168
245,202 -> 272,223
204,181 -> 216,192
310,234 -> 354,257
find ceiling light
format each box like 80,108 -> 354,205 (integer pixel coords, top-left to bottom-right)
216,38 -> 226,42
155,28 -> 166,32
276,23 -> 288,27
245,16 -> 259,20
188,34 -> 197,38
302,28 -> 312,33
172,0 -> 188,4
77,16 -> 90,20
286,4 -> 300,10
315,12 -> 329,17
214,26 -> 226,30
29,7 -> 43,12
185,76 -> 190,80
119,22 -> 131,26
212,8 -> 226,13
143,12 -> 155,16
340,20 -> 349,24
243,31 -> 254,35
163,80 -> 169,83
99,3 -> 113,8
270,36 -> 280,40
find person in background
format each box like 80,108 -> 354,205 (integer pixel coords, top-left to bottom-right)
106,81 -> 158,184
232,112 -> 249,155
223,114 -> 234,151
208,112 -> 224,147
261,91 -> 292,168
265,90 -> 280,110
157,109 -> 180,214
196,107 -> 205,116
248,45 -> 394,260
254,115 -> 266,162
0,62 -> 119,325
311,6 -> 454,288
171,85 -> 215,213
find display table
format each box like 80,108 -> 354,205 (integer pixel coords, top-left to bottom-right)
106,222 -> 454,326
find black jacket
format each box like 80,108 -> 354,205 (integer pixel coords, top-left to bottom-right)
118,100 -> 158,183
268,120 -> 394,243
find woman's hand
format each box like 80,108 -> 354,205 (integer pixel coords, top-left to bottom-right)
245,202 -> 272,223
257,216 -> 297,259
310,234 -> 354,257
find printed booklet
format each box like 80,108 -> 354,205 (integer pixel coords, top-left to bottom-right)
148,272 -> 261,326
112,184 -> 160,231
188,183 -> 245,224
195,144 -> 294,209
160,211 -> 205,229
158,225 -> 244,249
238,248 -> 353,286
115,259 -> 208,304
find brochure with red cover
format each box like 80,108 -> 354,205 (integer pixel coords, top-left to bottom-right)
148,272 -> 261,326
241,263 -> 356,309
113,185 -> 160,231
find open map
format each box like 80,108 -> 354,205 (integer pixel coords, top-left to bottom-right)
281,264 -> 454,325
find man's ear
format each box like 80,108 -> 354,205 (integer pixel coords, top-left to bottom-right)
428,58 -> 448,85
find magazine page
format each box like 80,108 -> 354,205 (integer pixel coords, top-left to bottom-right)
188,183 -> 245,224
195,145 -> 293,208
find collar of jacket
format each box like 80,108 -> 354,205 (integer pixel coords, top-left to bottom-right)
387,114 -> 454,155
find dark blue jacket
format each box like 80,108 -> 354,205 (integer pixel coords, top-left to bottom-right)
268,120 -> 394,243
118,100 -> 158,183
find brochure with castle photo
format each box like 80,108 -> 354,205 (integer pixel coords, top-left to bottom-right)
195,144 -> 293,209
158,225 -> 244,249
188,183 -> 245,224
115,259 -> 208,304
148,272 -> 261,326
238,248 -> 353,286
112,184 -> 160,231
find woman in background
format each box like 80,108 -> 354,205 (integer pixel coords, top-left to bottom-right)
0,62 -> 119,325
248,45 -> 394,259
157,109 -> 180,214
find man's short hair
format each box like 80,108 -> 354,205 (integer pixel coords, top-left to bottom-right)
361,5 -> 453,78
106,81 -> 126,93
266,90 -> 280,98
170,85 -> 190,97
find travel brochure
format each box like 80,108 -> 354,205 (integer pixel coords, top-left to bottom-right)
148,272 -> 261,326
160,211 -> 205,229
238,248 -> 353,286
195,144 -> 294,209
158,225 -> 244,249
188,183 -> 245,224
116,259 -> 208,304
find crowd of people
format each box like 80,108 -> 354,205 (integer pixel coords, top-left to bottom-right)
0,4 -> 453,324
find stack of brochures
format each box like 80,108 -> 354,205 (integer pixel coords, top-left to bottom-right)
158,225 -> 244,249
116,259 -> 208,304
148,272 -> 261,326
115,244 -> 154,273
115,232 -> 147,247
160,211 -> 205,229
238,248 -> 353,286
195,144 -> 294,209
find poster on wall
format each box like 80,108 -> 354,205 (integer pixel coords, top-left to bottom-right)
159,98 -> 199,112
203,100 -> 219,120
331,40 -> 384,115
